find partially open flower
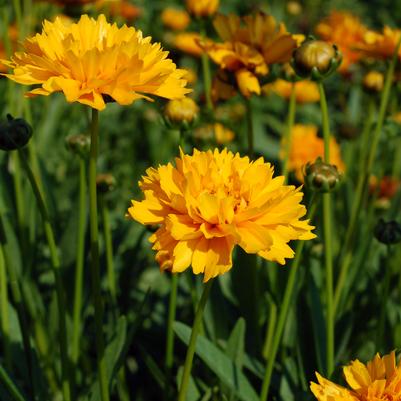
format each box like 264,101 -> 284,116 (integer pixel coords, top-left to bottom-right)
161,8 -> 190,31
127,148 -> 315,281
164,98 -> 199,125
185,0 -> 219,18
293,39 -> 342,80
363,70 -> 384,93
0,114 -> 33,151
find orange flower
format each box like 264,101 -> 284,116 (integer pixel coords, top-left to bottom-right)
315,11 -> 367,73
369,176 -> 400,200
204,13 -> 296,98
356,26 -> 401,60
185,0 -> 219,18
173,32 -> 212,57
284,124 -> 344,182
263,79 -> 320,103
161,8 -> 191,31
107,0 -> 141,21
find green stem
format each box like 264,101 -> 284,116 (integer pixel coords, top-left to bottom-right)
88,108 -> 110,401
262,299 -> 277,360
245,97 -> 254,158
282,83 -> 296,184
334,37 -> 401,314
318,82 -> 334,376
12,0 -> 22,32
177,279 -> 213,401
259,199 -> 318,401
0,245 -> 11,369
200,22 -> 213,111
71,158 -> 87,365
100,195 -> 116,301
0,364 -> 27,401
18,149 -> 71,401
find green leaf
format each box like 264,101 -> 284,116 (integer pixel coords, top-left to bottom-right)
174,321 -> 259,401
226,318 -> 245,368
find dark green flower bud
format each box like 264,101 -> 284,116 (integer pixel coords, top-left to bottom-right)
304,157 -> 341,193
374,218 -> 401,245
0,114 -> 33,151
65,134 -> 90,158
292,39 -> 342,81
96,173 -> 116,194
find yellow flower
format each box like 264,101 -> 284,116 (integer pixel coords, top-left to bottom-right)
204,13 -> 296,98
315,11 -> 367,73
284,124 -> 344,182
161,8 -> 191,31
127,148 -> 315,281
194,123 -> 235,144
185,0 -> 219,18
311,351 -> 401,401
164,97 -> 199,123
263,79 -> 320,103
173,32 -> 211,57
356,26 -> 401,60
2,14 -> 190,111
182,68 -> 197,85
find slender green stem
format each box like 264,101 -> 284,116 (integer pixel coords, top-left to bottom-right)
262,299 -> 277,360
200,22 -> 213,111
0,364 -> 27,401
88,108 -> 110,401
317,82 -> 334,376
245,97 -> 254,158
18,149 -> 71,401
178,279 -> 213,401
12,0 -> 22,32
72,158 -> 87,366
100,195 -> 116,301
334,37 -> 401,314
260,199 -> 318,401
0,245 -> 11,369
282,83 -> 296,184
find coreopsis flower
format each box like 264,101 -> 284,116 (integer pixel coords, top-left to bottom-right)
194,123 -> 235,144
263,79 -> 320,103
164,98 -> 199,124
2,14 -> 190,111
315,11 -> 367,73
284,124 -> 344,182
311,351 -> 401,401
173,32 -> 211,57
204,13 -> 297,98
101,0 -> 142,22
127,148 -> 315,281
161,8 -> 191,31
185,0 -> 219,18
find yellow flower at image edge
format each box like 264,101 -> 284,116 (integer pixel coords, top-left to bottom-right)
127,148 -> 316,282
2,14 -> 190,110
311,351 -> 401,401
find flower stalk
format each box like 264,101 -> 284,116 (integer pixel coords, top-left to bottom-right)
0,246 -> 11,369
245,97 -> 254,158
177,279 -> 213,401
200,21 -> 213,111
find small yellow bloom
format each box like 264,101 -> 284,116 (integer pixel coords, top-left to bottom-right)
194,123 -> 235,144
161,8 -> 191,31
185,0 -> 219,18
315,11 -> 367,73
263,79 -> 320,103
2,14 -> 190,110
363,70 -> 384,93
127,148 -> 315,281
164,98 -> 199,124
173,32 -> 211,57
284,124 -> 344,182
311,351 -> 401,401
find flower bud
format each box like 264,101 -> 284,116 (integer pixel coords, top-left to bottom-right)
304,157 -> 341,193
0,114 -> 33,151
374,218 -> 401,245
65,134 -> 90,158
363,71 -> 384,93
287,1 -> 302,15
164,98 -> 199,128
292,39 -> 342,80
96,173 -> 116,194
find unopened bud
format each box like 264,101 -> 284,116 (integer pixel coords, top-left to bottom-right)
96,174 -> 116,194
65,134 -> 90,158
363,71 -> 384,93
374,218 -> 401,245
164,97 -> 199,128
0,114 -> 32,151
304,157 -> 341,192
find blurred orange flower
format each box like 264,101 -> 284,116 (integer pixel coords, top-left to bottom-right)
263,79 -> 320,103
161,8 -> 190,31
173,32 -> 212,57
0,26 -> 19,73
284,124 -> 344,182
204,13 -> 296,98
315,10 -> 367,73
106,0 -> 141,21
369,176 -> 400,200
185,0 -> 219,18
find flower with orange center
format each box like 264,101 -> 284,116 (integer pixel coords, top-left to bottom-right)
315,10 -> 367,73
204,13 -> 297,98
356,26 -> 401,60
161,8 -> 191,31
284,124 -> 344,182
185,0 -> 219,18
127,148 -> 315,281
263,79 -> 320,103
2,14 -> 190,110
311,351 -> 401,401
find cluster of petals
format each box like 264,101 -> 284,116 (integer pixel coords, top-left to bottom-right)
315,10 -> 367,73
203,13 -> 297,98
263,79 -> 320,104
284,124 -> 344,182
185,0 -> 219,18
127,148 -> 315,282
2,14 -> 190,110
311,351 -> 401,401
